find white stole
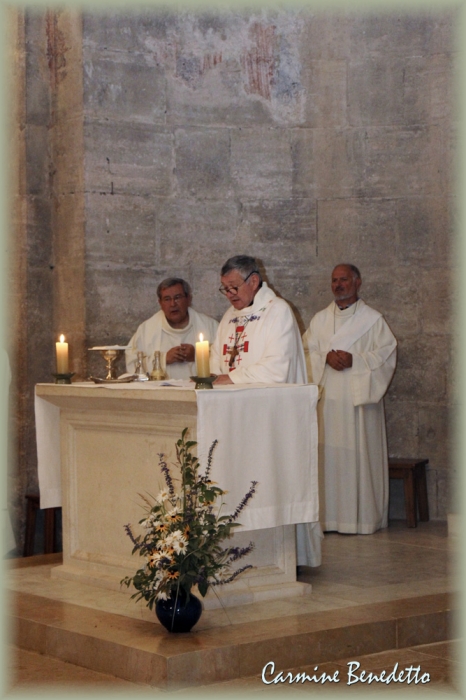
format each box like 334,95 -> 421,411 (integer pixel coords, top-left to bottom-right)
326,300 -> 381,352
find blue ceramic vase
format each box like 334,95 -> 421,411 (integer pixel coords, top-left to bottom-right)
155,590 -> 202,633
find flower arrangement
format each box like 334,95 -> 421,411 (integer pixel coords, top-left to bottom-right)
121,428 -> 257,610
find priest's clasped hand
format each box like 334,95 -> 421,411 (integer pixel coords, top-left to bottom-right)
326,349 -> 353,371
166,344 -> 195,364
213,374 -> 233,385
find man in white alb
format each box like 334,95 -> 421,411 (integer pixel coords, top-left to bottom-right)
210,256 -> 306,385
126,278 -> 218,379
302,264 -> 397,534
210,255 -> 322,566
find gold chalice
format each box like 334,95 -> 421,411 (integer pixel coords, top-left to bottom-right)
89,346 -> 129,380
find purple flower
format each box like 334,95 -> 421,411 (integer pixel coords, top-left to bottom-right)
229,481 -> 258,522
124,523 -> 141,549
158,453 -> 175,497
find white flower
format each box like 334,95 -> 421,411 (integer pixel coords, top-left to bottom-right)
156,489 -> 170,504
163,535 -> 173,547
156,589 -> 169,601
173,537 -> 188,554
163,530 -> 188,553
162,529 -> 179,546
141,513 -> 157,530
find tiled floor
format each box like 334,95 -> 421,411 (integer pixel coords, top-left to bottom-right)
6,520 -> 460,694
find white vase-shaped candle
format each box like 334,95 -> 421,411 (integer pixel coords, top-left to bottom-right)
56,334 -> 69,373
195,333 -> 210,378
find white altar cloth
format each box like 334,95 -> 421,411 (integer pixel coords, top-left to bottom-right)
35,382 -> 319,531
196,385 -> 319,531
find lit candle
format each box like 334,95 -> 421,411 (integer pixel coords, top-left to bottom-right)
195,333 -> 210,378
56,334 -> 69,374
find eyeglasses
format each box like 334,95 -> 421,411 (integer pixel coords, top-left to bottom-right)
160,294 -> 187,303
219,271 -> 256,296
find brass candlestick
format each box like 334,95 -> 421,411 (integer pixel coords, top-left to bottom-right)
190,375 -> 217,390
52,372 -> 75,385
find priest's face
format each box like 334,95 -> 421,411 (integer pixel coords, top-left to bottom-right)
220,270 -> 260,310
331,265 -> 361,306
158,284 -> 191,328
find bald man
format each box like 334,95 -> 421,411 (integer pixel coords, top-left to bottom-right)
302,264 -> 397,535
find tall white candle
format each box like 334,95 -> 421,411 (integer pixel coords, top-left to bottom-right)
195,333 -> 210,378
56,334 -> 69,374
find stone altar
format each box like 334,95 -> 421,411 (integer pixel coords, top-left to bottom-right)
35,383 -> 318,608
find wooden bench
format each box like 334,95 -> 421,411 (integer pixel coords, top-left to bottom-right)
388,458 -> 429,528
23,494 -> 61,557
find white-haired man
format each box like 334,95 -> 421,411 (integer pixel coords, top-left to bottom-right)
211,255 -> 306,384
126,277 -> 218,379
302,264 -> 397,535
211,255 -> 322,567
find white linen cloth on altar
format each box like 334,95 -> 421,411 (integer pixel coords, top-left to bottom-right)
35,393 -> 62,510
36,382 -> 319,538
195,383 -> 319,532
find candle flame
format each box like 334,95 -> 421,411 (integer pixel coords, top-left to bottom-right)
59,334 -> 65,343
199,333 -> 204,342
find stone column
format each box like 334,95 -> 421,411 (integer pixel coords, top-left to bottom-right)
47,8 -> 86,381
7,8 -> 86,549
6,6 -> 28,547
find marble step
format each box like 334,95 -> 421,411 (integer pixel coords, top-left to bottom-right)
9,583 -> 454,689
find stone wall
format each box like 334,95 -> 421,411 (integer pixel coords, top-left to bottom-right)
10,7 -> 456,547
82,8 -> 456,518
